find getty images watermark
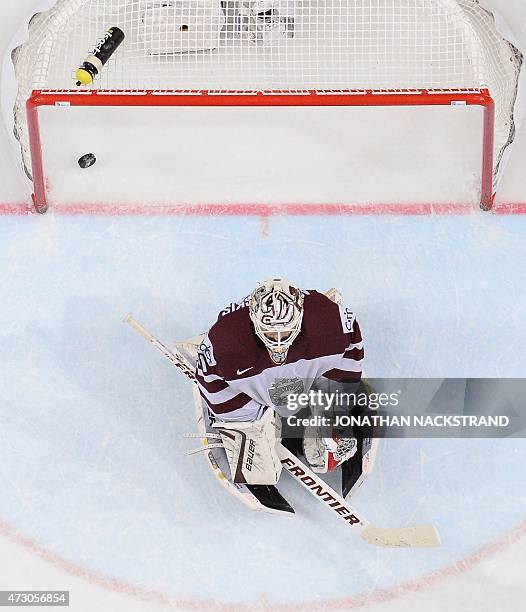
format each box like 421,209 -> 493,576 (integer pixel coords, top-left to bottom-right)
285,389 -> 511,430
286,389 -> 399,412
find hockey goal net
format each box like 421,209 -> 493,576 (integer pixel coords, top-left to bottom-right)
8,0 -> 523,212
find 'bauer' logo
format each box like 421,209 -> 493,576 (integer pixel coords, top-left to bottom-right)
245,439 -> 256,471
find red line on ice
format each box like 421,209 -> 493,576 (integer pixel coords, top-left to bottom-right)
0,517 -> 525,611
2,202 -> 526,216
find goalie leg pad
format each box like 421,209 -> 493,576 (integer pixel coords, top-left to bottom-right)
213,409 -> 283,485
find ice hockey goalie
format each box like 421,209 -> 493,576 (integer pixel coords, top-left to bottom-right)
188,279 -> 375,509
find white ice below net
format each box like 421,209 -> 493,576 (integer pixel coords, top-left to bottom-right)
36,104 -> 483,207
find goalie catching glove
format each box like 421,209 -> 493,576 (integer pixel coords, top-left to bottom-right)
213,408 -> 283,485
303,430 -> 358,474
302,399 -> 358,474
301,379 -> 364,474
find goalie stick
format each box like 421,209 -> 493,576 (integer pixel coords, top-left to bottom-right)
124,314 -> 196,380
125,313 -> 441,548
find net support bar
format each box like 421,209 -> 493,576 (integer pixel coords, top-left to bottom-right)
26,88 -> 496,213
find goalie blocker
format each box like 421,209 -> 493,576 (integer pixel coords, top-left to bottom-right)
287,379 -> 380,498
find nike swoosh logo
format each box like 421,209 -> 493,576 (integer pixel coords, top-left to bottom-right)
236,367 -> 254,376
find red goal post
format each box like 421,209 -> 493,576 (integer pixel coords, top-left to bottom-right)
27,87 -> 496,213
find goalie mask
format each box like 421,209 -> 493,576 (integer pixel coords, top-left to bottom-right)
249,279 -> 304,364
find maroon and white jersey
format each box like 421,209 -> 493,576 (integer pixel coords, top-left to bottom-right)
195,290 -> 364,422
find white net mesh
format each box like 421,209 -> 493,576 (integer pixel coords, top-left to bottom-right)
11,0 -> 522,182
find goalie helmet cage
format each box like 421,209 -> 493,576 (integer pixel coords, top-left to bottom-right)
11,0 -> 523,213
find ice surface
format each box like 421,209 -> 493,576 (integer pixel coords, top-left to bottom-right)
0,213 -> 525,609
1,1 -> 526,608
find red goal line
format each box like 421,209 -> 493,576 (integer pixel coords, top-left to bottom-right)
2,202 -> 526,217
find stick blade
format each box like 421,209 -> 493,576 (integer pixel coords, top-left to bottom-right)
361,524 -> 441,548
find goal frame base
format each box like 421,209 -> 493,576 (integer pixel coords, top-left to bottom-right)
26,88 -> 496,214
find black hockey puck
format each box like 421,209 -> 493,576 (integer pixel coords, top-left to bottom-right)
78,153 -> 97,168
